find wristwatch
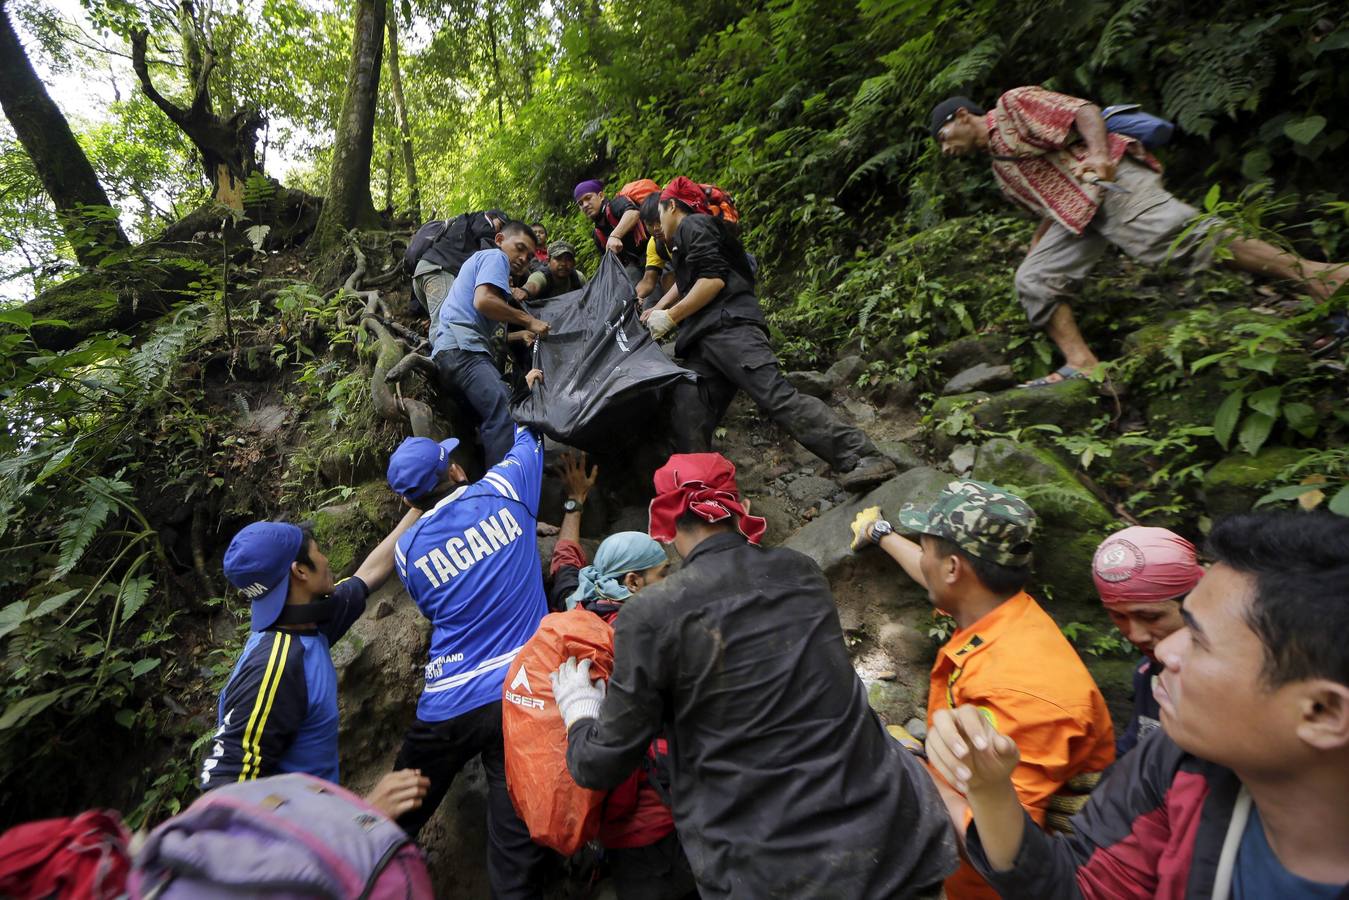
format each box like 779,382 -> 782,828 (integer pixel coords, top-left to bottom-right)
869,519 -> 894,543
563,498 -> 581,514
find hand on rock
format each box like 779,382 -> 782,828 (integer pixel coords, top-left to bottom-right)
366,769 -> 430,820
849,505 -> 884,551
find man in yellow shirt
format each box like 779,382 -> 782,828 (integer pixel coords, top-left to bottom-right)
851,480 -> 1115,899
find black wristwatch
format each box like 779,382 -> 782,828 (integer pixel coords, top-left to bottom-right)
563,498 -> 582,513
870,519 -> 894,543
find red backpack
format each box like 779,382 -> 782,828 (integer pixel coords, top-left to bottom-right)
502,609 -> 616,855
698,182 -> 741,228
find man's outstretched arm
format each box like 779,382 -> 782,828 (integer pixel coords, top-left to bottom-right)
354,507 -> 423,592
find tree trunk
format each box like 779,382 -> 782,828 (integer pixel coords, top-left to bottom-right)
129,27 -> 264,211
485,7 -> 504,127
0,0 -> 129,266
312,0 -> 386,252
385,0 -> 420,220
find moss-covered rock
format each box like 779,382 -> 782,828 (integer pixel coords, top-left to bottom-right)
971,379 -> 1100,432
1202,446 -> 1308,519
973,438 -> 1118,621
307,480 -> 401,576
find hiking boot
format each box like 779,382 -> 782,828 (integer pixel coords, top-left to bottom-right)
838,455 -> 896,493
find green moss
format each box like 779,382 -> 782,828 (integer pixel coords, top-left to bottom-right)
972,379 -> 1100,432
1202,446 -> 1309,518
974,439 -> 1115,531
974,438 -> 1118,620
306,479 -> 398,576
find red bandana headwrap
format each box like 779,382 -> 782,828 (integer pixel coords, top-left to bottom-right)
659,176 -> 709,214
1093,526 -> 1204,605
648,453 -> 766,545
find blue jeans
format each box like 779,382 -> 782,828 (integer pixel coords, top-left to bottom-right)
435,347 -> 515,466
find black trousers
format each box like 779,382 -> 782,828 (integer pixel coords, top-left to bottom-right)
393,701 -> 551,900
669,323 -> 874,471
610,831 -> 700,900
434,348 -> 515,467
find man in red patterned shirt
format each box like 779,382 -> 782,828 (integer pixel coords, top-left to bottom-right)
930,87 -> 1347,386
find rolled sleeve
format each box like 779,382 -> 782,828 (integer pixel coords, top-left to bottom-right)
679,217 -> 730,283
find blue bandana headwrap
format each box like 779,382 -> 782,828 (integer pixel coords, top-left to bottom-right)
568,531 -> 668,610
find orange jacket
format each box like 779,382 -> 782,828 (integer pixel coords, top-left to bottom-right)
928,591 -> 1116,900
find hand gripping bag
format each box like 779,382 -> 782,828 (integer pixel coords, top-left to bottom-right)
510,253 -> 695,451
502,608 -> 615,855
129,773 -> 432,899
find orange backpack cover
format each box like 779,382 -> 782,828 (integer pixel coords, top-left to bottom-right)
502,609 -> 616,855
616,179 -> 661,206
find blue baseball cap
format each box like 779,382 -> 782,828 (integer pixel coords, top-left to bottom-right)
387,436 -> 461,502
223,521 -> 305,631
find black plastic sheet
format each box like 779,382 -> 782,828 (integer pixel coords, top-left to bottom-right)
511,253 -> 695,451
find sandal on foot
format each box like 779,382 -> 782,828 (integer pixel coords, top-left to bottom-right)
1019,365 -> 1089,389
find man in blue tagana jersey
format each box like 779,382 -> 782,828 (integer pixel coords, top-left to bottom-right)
386,418 -> 552,897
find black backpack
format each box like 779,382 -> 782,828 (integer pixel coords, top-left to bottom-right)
403,210 -> 506,277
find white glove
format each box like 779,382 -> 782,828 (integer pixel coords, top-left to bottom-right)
550,656 -> 607,728
646,308 -> 676,340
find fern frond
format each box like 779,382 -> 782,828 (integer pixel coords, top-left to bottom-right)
842,143 -> 910,191
1160,24 -> 1273,137
927,37 -> 1003,96
1088,0 -> 1155,70
51,476 -> 132,581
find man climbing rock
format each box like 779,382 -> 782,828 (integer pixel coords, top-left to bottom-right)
930,88 -> 1348,386
430,219 -> 549,466
575,179 -> 646,284
385,424 -> 551,898
552,452 -> 958,899
1092,526 -> 1203,757
849,480 -> 1115,899
929,511 -> 1349,899
645,177 -> 896,492
200,510 -> 428,820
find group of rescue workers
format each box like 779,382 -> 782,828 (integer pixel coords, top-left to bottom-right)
191,85 -> 1349,899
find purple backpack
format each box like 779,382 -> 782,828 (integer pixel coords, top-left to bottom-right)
130,774 -> 432,899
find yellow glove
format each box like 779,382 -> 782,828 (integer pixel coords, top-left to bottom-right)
886,724 -> 924,755
850,506 -> 884,552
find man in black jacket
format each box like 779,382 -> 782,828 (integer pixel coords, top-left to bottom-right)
643,177 -> 894,492
550,452 -> 957,899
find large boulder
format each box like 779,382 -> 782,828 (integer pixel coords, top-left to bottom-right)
927,380 -> 1100,454
968,379 -> 1100,432
1202,446 -> 1307,519
972,438 -> 1118,621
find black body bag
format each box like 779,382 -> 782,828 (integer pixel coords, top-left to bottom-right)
510,253 -> 695,451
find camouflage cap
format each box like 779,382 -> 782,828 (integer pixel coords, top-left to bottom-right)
895,479 -> 1036,567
